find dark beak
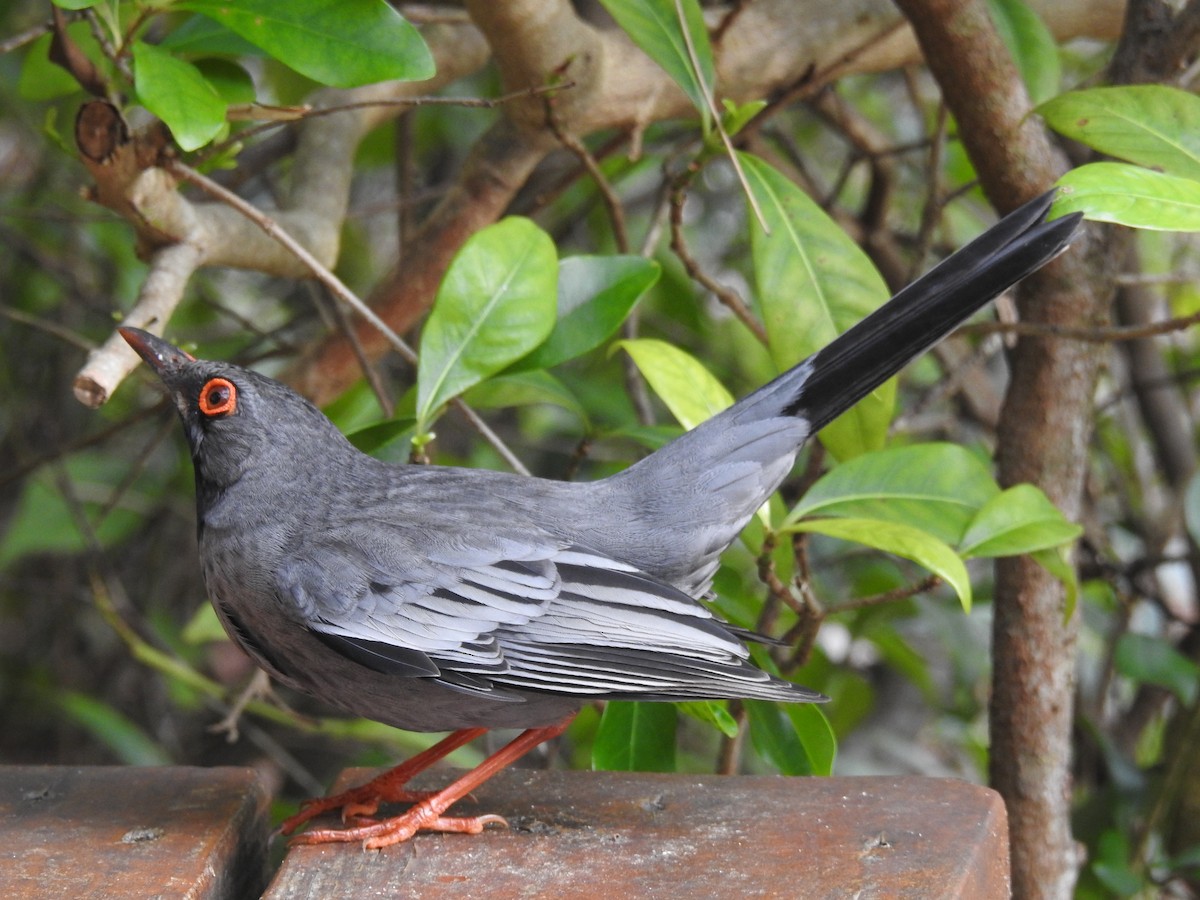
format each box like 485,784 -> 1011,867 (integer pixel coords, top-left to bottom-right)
119,327 -> 195,376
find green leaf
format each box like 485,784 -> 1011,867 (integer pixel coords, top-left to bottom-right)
1038,86 -> 1200,181
57,692 -> 172,766
463,370 -> 588,423
677,700 -> 739,738
193,59 -> 257,105
0,462 -> 145,567
721,98 -> 767,138
785,443 -> 999,546
987,0 -> 1061,106
784,703 -> 836,776
598,0 -> 715,131
959,483 -> 1082,558
744,700 -> 835,776
738,152 -> 894,459
512,256 -> 659,371
52,0 -> 99,10
346,417 -> 418,455
133,41 -> 227,151
1032,546 -> 1079,621
416,217 -> 558,433
615,338 -> 733,429
177,0 -> 434,88
592,701 -> 677,771
1114,633 -> 1200,704
181,601 -> 229,645
19,27 -> 103,100
160,14 -> 266,56
867,628 -> 935,699
785,516 -> 972,611
1054,162 -> 1200,231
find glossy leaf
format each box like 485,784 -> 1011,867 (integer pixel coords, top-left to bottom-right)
464,370 -> 588,424
959,483 -> 1082,558
416,217 -> 558,433
987,0 -> 1061,105
181,601 -> 229,645
177,0 -> 434,88
19,27 -> 104,100
1033,546 -> 1080,621
160,15 -> 265,56
1038,86 -> 1200,181
721,98 -> 767,138
133,41 -> 227,151
194,59 -> 256,105
598,0 -> 715,131
1114,633 -> 1200,704
783,703 -> 837,777
739,152 -> 894,459
346,417 -> 418,455
616,338 -> 733,429
677,700 -> 739,738
785,516 -> 972,610
785,443 -> 999,546
1055,162 -> 1200,231
592,701 -> 677,771
744,699 -> 835,776
513,255 -> 660,372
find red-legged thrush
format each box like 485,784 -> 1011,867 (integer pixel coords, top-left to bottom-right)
120,191 -> 1081,848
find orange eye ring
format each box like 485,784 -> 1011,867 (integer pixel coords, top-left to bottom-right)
198,377 -> 238,417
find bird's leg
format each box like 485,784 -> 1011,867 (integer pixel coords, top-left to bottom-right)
280,726 -> 487,835
289,714 -> 575,849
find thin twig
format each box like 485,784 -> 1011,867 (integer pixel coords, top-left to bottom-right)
547,105 -> 629,253
199,82 -> 574,166
167,159 -> 531,475
672,0 -> 768,232
668,166 -> 769,344
967,310 -> 1200,343
826,574 -> 942,616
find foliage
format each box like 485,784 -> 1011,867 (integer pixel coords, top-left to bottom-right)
1,0 -> 1198,893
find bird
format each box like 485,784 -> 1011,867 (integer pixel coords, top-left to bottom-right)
119,190 -> 1080,849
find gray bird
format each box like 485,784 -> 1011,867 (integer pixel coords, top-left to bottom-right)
120,191 -> 1080,848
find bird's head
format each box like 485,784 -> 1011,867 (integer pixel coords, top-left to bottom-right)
120,328 -> 351,498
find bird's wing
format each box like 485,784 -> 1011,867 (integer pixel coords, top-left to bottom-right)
275,525 -> 820,703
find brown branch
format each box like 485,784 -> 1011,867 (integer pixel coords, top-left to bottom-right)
968,309 -> 1200,342
826,574 -> 941,615
546,103 -> 630,253
892,1 -> 1109,896
669,165 -> 770,344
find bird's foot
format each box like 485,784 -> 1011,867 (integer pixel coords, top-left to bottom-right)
280,727 -> 487,836
280,782 -> 437,835
290,801 -> 509,849
284,717 -> 574,850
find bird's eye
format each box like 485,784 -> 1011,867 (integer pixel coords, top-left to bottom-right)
198,377 -> 238,417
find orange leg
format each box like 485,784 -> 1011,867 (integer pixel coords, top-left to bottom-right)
281,727 -> 486,836
289,714 -> 576,850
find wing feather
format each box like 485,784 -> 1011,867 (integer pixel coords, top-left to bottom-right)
277,529 -> 820,703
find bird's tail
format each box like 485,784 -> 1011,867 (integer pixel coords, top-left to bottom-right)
605,191 -> 1082,594
767,190 -> 1081,433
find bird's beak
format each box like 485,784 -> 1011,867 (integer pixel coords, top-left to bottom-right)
119,327 -> 195,375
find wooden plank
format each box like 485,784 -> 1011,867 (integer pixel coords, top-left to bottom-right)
266,769 -> 1009,898
0,766 -> 270,900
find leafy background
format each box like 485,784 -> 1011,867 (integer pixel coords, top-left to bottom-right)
1,0 -> 1199,895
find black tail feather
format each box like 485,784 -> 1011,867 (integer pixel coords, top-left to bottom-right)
789,191 -> 1082,429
